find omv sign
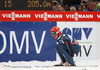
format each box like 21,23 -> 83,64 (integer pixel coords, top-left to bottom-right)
0,22 -> 56,62
62,28 -> 92,40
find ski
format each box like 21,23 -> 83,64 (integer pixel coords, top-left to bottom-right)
34,65 -> 98,67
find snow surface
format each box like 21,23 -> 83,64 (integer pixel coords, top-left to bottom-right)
0,58 -> 100,70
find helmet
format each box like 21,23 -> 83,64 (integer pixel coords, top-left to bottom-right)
50,26 -> 61,36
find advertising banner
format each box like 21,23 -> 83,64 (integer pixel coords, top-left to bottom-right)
0,11 -> 98,62
0,11 -> 100,21
0,21 -> 97,62
57,22 -> 96,60
0,22 -> 56,62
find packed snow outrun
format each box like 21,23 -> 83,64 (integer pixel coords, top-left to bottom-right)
0,58 -> 99,70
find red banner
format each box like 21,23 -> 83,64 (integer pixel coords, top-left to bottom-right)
0,11 -> 100,21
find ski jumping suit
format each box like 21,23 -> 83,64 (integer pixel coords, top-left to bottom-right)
56,34 -> 80,65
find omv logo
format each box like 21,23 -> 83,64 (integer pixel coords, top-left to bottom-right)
62,28 -> 92,40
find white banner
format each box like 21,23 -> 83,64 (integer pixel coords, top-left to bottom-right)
57,22 -> 96,61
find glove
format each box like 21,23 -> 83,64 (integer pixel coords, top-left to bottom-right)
70,52 -> 74,57
58,40 -> 64,44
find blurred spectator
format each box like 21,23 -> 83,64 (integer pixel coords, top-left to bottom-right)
96,3 -> 100,10
70,0 -> 81,10
81,0 -> 88,8
95,0 -> 100,4
57,4 -> 65,11
61,0 -> 81,11
83,5 -> 87,10
78,5 -> 83,11
83,0 -> 100,11
70,6 -> 77,11
61,0 -> 70,11
65,5 -> 70,11
96,0 -> 99,4
53,1 -> 59,11
53,0 -> 100,11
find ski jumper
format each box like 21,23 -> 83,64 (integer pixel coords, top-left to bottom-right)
56,34 -> 80,64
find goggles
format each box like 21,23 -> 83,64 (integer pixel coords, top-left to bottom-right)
51,30 -> 60,36
51,32 -> 58,36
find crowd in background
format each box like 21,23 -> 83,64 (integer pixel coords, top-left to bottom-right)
53,0 -> 100,11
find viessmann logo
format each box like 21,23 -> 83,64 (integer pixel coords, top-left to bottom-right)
66,13 -> 93,21
35,12 -> 63,21
2,12 -> 31,20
